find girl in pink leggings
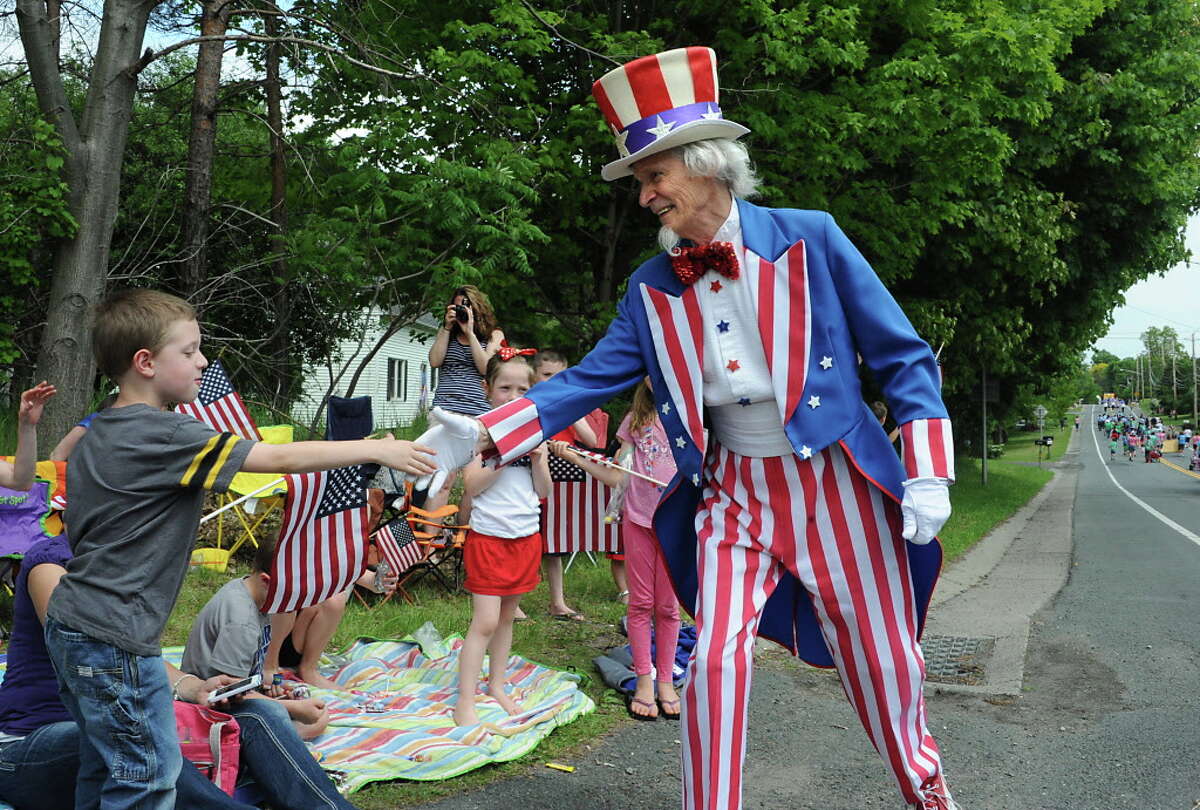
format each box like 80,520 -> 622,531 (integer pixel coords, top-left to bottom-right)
549,379 -> 680,720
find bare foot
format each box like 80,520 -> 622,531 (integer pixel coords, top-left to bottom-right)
488,686 -> 522,716
513,606 -> 528,621
298,666 -> 344,692
453,701 -> 479,727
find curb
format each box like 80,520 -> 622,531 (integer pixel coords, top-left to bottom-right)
923,426 -> 1080,696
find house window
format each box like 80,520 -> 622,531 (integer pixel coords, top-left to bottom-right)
387,358 -> 408,401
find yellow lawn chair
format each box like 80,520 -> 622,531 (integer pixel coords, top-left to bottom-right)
213,424 -> 292,555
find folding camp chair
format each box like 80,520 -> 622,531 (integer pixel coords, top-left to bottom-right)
214,425 -> 292,555
400,493 -> 470,596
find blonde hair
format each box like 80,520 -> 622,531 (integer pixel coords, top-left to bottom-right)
93,289 -> 196,378
627,380 -> 657,433
450,285 -> 498,343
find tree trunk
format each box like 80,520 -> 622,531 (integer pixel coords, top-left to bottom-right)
264,11 -> 291,409
16,0 -> 159,444
177,0 -> 231,297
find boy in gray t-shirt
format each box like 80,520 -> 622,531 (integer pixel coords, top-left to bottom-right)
45,289 -> 439,809
182,540 -> 331,740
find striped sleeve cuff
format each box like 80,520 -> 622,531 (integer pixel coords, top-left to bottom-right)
479,398 -> 544,464
900,418 -> 955,482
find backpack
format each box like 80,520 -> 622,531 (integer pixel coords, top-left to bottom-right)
174,702 -> 241,795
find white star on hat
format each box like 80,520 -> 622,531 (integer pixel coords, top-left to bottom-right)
615,128 -> 631,158
700,103 -> 722,120
647,115 -> 676,140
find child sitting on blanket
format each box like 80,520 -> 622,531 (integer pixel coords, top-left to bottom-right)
453,350 -> 552,727
548,378 -> 681,721
182,533 -> 347,740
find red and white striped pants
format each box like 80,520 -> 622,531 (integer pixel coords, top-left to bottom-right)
681,443 -> 940,809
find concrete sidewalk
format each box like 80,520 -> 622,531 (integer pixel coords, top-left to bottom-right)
923,426 -> 1080,695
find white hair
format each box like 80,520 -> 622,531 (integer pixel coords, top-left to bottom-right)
657,138 -> 761,251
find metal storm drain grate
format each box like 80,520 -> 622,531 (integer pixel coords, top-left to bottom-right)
921,635 -> 993,685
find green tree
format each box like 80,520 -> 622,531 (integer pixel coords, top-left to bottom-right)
304,0 -> 1200,434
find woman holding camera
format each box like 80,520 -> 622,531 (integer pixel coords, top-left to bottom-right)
430,285 -> 505,420
426,286 -> 506,514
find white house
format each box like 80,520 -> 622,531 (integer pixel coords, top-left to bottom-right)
291,310 -> 440,431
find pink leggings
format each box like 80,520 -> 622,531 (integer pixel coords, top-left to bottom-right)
623,520 -> 680,681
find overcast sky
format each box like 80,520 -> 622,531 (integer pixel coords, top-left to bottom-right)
1091,213 -> 1200,359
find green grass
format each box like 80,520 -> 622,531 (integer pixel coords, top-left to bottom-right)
993,422 -> 1072,463
939,458 -> 1052,561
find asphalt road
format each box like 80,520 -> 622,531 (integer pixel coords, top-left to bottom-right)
410,410 -> 1200,810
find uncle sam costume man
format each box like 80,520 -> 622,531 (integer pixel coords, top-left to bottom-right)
420,47 -> 961,810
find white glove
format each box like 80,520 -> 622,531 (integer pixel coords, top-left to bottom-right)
408,407 -> 481,494
900,477 -> 951,545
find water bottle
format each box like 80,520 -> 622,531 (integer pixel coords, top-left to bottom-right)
373,560 -> 392,593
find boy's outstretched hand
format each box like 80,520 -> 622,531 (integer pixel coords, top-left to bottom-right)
19,381 -> 56,426
376,434 -> 438,476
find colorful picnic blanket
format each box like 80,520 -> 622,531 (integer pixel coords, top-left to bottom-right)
0,626 -> 594,800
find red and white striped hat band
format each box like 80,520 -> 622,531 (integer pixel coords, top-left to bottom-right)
591,46 -> 750,181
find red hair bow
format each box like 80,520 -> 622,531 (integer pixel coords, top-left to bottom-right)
670,241 -> 739,286
497,340 -> 537,362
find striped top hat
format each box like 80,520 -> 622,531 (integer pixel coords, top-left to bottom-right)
591,46 -> 749,181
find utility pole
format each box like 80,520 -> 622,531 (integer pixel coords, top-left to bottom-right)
1193,332 -> 1197,429
981,366 -> 988,487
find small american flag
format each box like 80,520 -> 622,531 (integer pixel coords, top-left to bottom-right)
176,360 -> 261,440
263,465 -> 370,614
373,515 -> 425,575
542,446 -> 621,554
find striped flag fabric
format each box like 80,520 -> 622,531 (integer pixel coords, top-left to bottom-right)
373,515 -> 426,576
542,448 -> 620,554
263,465 -> 370,614
176,359 -> 261,440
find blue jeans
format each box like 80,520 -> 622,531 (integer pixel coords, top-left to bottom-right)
0,720 -> 249,810
43,618 -> 181,810
228,698 -> 357,809
0,721 -> 80,809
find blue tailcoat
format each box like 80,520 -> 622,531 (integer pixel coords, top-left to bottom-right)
518,200 -> 947,665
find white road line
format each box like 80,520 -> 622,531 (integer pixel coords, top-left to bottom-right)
1088,406 -> 1200,547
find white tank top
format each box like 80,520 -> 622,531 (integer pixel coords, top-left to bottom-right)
470,460 -> 540,538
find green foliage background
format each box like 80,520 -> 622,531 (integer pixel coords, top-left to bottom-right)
3,0 -> 1199,434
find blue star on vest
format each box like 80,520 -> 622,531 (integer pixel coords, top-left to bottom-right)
717,320 -> 730,333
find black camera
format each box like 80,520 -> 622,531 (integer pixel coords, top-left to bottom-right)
454,299 -> 471,324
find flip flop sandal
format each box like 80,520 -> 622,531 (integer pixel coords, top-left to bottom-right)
550,611 -> 586,622
625,695 -> 658,721
657,698 -> 681,720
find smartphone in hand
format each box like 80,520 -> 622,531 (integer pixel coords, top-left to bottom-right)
206,673 -> 262,703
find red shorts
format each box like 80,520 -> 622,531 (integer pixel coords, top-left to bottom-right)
463,529 -> 542,596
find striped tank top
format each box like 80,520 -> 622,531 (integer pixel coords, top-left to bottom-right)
432,336 -> 491,416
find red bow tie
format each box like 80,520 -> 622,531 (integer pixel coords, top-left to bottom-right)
670,241 -> 739,286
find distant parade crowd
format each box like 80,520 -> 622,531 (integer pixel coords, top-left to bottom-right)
1097,397 -> 1199,468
